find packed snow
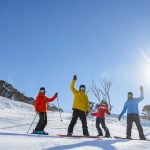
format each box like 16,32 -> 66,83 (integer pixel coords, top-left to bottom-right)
0,96 -> 150,150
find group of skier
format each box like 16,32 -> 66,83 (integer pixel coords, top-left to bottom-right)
33,75 -> 146,140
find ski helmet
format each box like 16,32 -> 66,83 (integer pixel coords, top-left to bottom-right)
79,85 -> 86,91
128,92 -> 133,99
100,100 -> 108,107
101,99 -> 107,104
128,92 -> 133,96
39,87 -> 46,93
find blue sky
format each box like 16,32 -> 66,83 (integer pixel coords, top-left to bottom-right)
0,0 -> 150,114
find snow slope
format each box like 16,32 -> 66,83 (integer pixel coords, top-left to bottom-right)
0,96 -> 150,150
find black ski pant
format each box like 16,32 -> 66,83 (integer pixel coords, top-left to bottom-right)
127,113 -> 145,138
68,109 -> 89,135
35,112 -> 47,131
96,118 -> 110,137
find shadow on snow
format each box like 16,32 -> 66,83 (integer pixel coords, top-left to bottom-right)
45,138 -> 129,150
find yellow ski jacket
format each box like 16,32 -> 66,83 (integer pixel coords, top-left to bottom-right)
70,80 -> 90,112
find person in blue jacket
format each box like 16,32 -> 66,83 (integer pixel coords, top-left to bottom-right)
118,86 -> 146,140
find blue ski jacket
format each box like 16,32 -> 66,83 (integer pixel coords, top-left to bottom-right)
119,93 -> 144,118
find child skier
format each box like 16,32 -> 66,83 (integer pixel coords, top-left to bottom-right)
118,86 -> 146,140
33,87 -> 58,135
91,100 -> 110,137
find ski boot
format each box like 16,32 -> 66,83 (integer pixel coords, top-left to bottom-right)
126,136 -> 131,139
83,133 -> 90,137
42,130 -> 49,135
105,128 -> 110,137
140,136 -> 146,140
32,130 -> 45,135
67,132 -> 72,136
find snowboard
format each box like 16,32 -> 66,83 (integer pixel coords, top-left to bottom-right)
114,136 -> 150,141
57,134 -> 101,138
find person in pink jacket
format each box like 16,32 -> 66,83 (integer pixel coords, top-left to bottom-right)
91,100 -> 110,137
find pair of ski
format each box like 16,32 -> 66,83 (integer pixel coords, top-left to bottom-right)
57,134 -> 150,141
1,132 -> 149,141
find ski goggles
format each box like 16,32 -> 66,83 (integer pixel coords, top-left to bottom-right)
40,89 -> 45,93
128,94 -> 133,96
80,87 -> 85,91
128,93 -> 133,96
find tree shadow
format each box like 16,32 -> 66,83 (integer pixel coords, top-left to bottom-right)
45,138 -> 128,150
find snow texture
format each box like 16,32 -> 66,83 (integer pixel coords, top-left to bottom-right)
0,96 -> 150,150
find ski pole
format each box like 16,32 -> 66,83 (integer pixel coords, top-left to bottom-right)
27,113 -> 37,133
57,96 -> 63,122
92,119 -> 94,136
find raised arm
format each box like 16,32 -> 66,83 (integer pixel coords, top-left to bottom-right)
137,86 -> 144,102
70,75 -> 78,94
46,92 -> 58,103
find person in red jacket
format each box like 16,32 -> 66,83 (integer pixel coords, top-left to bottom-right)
33,87 -> 58,135
91,100 -> 110,137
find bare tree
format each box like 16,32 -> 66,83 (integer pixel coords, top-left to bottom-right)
101,78 -> 112,109
90,78 -> 112,110
141,105 -> 150,120
90,80 -> 101,102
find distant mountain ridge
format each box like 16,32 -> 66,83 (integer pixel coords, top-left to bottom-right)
0,80 -> 63,112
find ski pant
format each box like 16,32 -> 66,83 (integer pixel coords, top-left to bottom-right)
35,112 -> 47,131
68,109 -> 89,135
96,118 -> 110,137
126,113 -> 145,138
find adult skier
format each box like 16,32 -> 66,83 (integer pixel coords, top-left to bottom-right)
91,100 -> 111,137
67,75 -> 90,136
33,87 -> 58,135
118,86 -> 146,140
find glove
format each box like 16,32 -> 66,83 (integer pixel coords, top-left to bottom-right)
86,112 -> 89,116
73,75 -> 77,80
54,92 -> 58,97
107,112 -> 111,115
36,110 -> 39,114
91,113 -> 96,116
118,116 -> 121,121
140,86 -> 143,92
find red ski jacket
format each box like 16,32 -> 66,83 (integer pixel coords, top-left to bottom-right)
91,104 -> 110,118
34,93 -> 57,112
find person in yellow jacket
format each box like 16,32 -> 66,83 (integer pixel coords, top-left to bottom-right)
67,75 -> 90,136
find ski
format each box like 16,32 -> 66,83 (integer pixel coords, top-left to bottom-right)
0,132 -> 58,138
114,136 -> 150,141
56,134 -> 101,138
